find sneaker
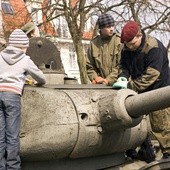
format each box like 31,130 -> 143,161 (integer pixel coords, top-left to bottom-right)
162,153 -> 170,159
126,149 -> 139,159
137,147 -> 156,163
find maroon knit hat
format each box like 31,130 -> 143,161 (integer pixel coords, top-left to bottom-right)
97,14 -> 114,29
121,21 -> 140,43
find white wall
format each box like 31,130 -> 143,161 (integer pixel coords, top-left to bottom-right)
55,38 -> 90,83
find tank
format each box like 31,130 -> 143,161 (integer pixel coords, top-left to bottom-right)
26,36 -> 67,85
20,37 -> 170,170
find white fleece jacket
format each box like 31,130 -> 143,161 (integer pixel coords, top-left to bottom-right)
0,46 -> 46,95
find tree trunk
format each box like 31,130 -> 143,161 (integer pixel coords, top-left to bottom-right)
0,1 -> 6,50
73,39 -> 88,84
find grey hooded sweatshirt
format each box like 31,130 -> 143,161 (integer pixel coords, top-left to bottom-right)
0,46 -> 46,95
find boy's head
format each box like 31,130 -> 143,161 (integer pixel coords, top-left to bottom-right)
21,22 -> 35,35
21,22 -> 40,38
97,13 -> 115,37
97,13 -> 115,29
121,21 -> 142,51
8,29 -> 29,48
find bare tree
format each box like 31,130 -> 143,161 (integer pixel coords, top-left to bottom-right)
42,0 -> 127,83
36,0 -> 170,83
93,0 -> 169,45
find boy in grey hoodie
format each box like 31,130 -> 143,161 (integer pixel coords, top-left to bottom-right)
0,29 -> 46,170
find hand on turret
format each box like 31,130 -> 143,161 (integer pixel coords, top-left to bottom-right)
92,76 -> 108,85
25,78 -> 35,85
112,77 -> 128,89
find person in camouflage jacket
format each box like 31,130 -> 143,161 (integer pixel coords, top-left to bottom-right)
86,13 -> 122,86
113,20 -> 170,160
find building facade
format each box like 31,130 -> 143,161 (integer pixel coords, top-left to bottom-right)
0,0 -> 93,82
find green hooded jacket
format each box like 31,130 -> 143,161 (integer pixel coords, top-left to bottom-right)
86,33 -> 122,85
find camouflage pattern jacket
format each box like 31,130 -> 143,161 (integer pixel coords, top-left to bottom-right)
86,33 -> 122,86
119,31 -> 170,93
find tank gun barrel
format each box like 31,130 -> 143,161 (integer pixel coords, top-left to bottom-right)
125,86 -> 170,118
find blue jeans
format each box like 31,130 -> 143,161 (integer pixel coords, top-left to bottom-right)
0,92 -> 21,170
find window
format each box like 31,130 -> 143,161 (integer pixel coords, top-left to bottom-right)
31,8 -> 40,25
48,0 -> 52,5
1,1 -> 14,15
69,47 -> 77,69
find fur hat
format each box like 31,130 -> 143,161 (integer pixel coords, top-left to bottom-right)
121,21 -> 140,43
97,13 -> 115,29
21,22 -> 35,35
8,29 -> 29,48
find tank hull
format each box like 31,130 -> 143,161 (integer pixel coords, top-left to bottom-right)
20,86 -> 147,169
20,85 -> 170,169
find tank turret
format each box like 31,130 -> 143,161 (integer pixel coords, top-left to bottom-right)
21,85 -> 170,170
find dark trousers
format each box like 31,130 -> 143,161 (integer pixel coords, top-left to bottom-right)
0,92 -> 21,170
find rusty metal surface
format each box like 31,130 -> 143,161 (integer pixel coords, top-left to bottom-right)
26,37 -> 63,70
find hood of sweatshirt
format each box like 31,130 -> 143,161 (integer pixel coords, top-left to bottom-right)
0,46 -> 25,65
